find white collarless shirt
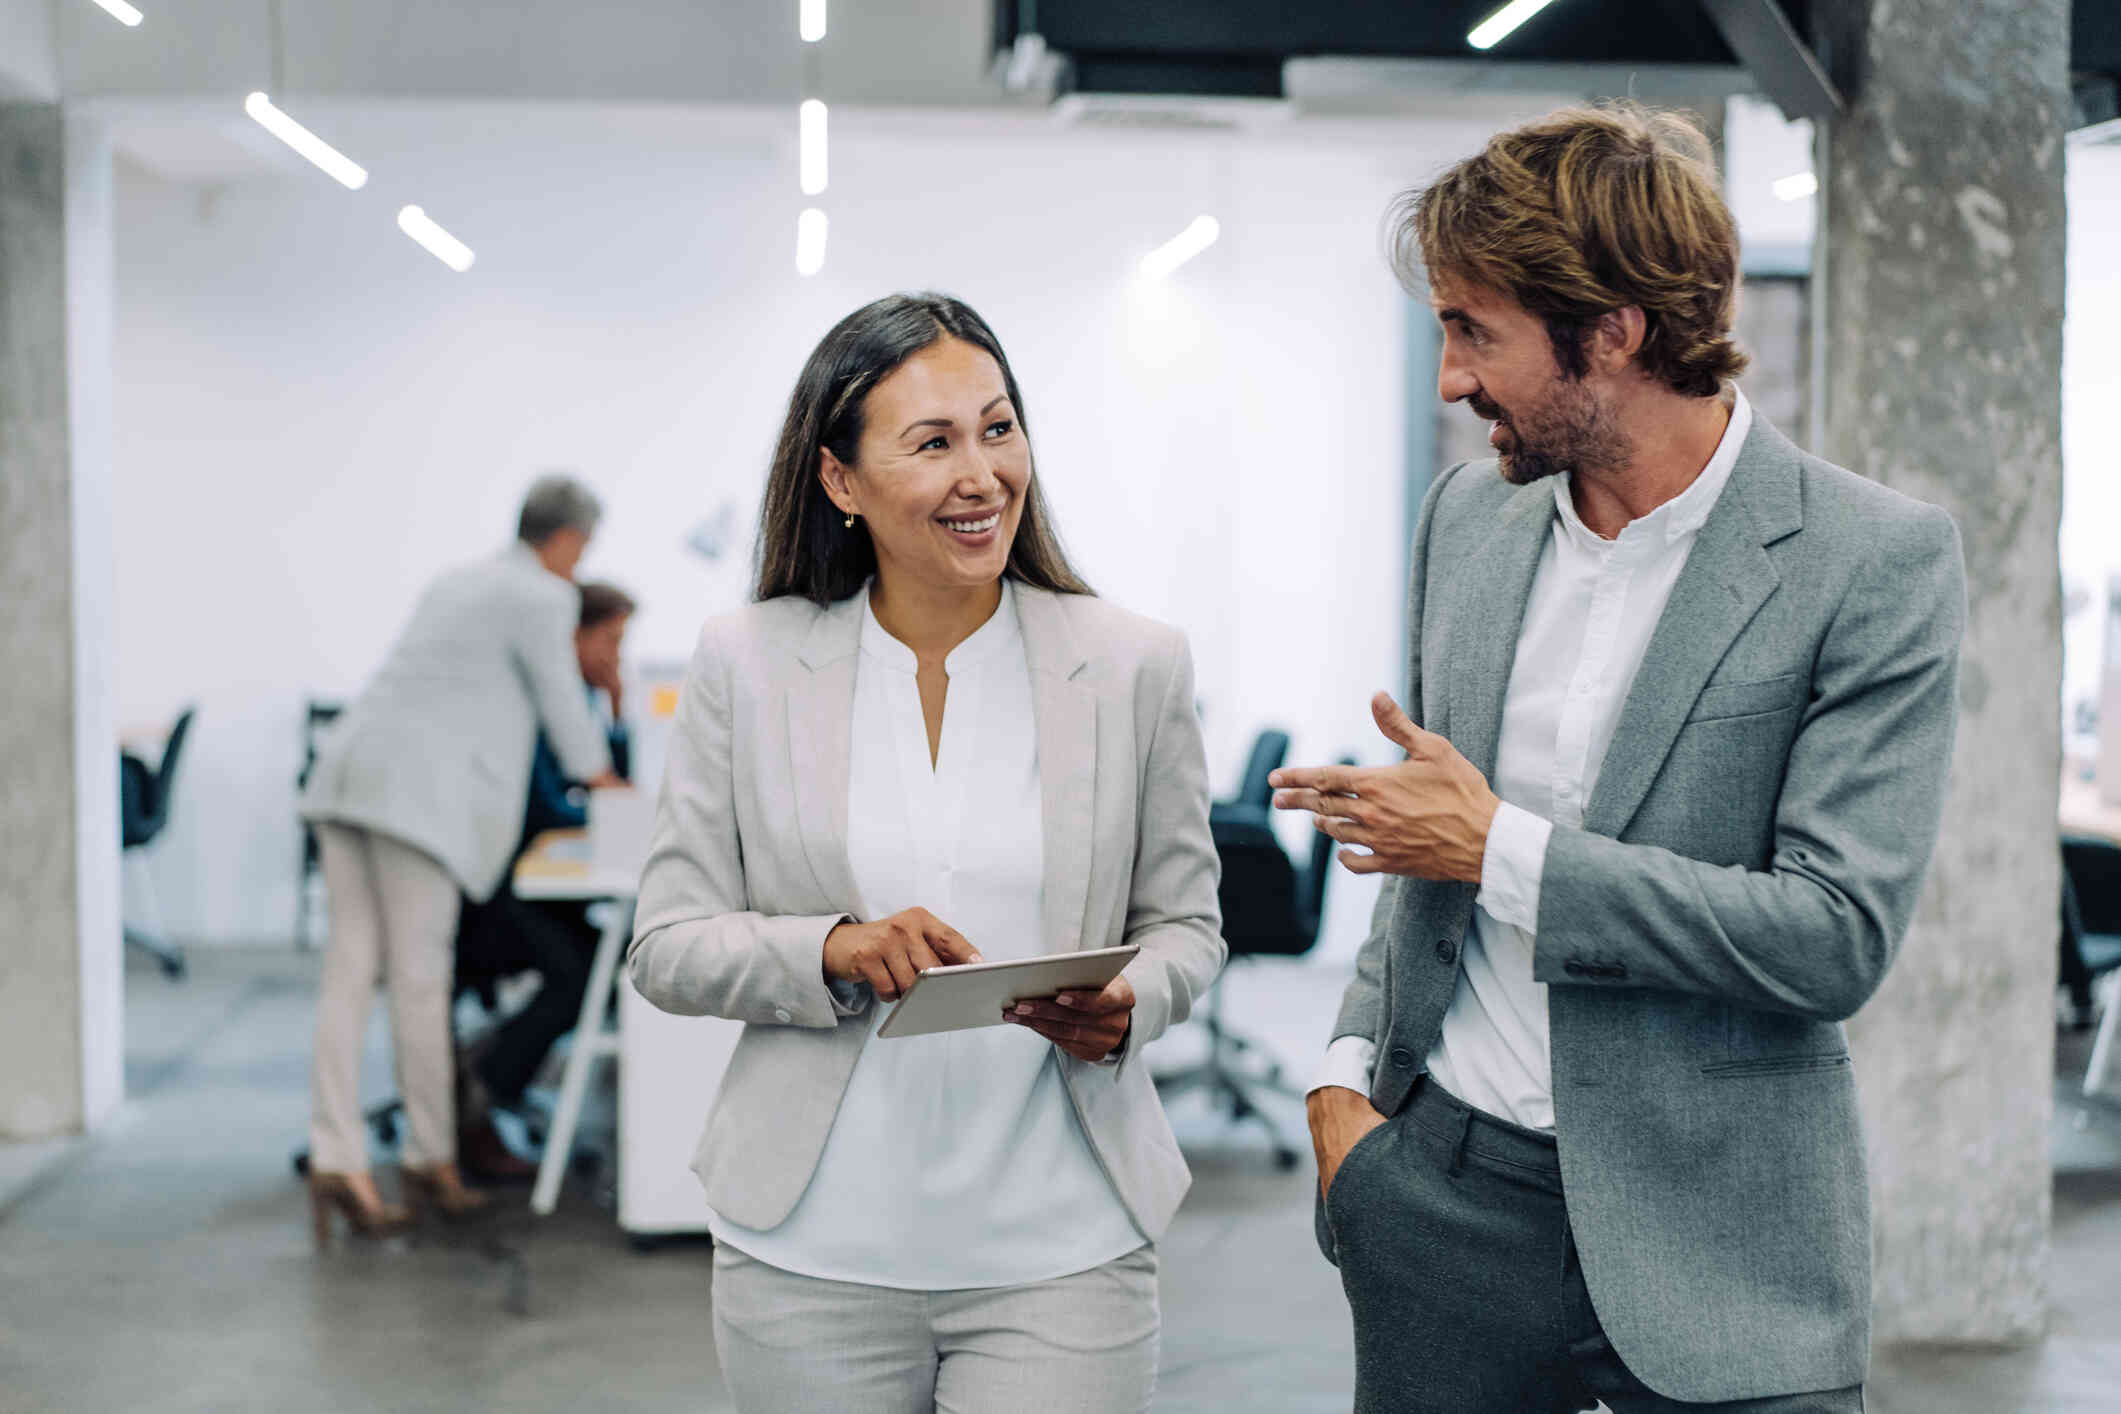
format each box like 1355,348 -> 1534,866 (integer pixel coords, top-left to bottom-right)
706,579 -> 1144,1287
1316,391 -> 1753,1130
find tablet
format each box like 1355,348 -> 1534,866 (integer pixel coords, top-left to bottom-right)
875,945 -> 1141,1040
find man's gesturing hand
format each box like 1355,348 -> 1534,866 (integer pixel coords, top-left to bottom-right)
1309,1085 -> 1387,1202
822,909 -> 982,1001
1269,691 -> 1501,883
1006,975 -> 1137,1063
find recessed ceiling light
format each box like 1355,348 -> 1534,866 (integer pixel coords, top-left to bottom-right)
800,100 -> 828,197
88,0 -> 144,27
1467,0 -> 1559,51
244,93 -> 367,190
397,206 -> 475,273
1774,171 -> 1819,201
796,207 -> 828,276
1139,216 -> 1220,281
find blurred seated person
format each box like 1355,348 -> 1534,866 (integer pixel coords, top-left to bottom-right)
455,581 -> 637,1181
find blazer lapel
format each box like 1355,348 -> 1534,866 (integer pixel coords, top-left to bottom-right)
1583,418 -> 1802,840
1447,484 -> 1555,776
1016,586 -> 1098,955
787,596 -> 864,909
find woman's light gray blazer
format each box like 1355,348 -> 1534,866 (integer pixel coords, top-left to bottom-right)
628,583 -> 1226,1241
300,544 -> 612,901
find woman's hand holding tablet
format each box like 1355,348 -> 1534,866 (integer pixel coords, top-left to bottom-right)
875,945 -> 1141,1050
823,908 -> 983,1000
1005,971 -> 1138,1063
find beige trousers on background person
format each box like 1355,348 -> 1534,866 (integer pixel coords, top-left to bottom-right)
308,822 -> 461,1173
710,1243 -> 1160,1414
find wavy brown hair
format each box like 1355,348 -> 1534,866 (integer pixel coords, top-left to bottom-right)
1392,103 -> 1748,397
753,293 -> 1093,606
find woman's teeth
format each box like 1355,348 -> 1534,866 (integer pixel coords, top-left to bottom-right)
942,513 -> 1001,534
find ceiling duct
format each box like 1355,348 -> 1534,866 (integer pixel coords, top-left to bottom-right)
998,1 -> 2121,133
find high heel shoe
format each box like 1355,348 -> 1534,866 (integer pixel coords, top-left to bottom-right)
309,1171 -> 412,1249
399,1162 -> 495,1224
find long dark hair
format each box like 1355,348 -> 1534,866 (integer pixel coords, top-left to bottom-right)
753,292 -> 1094,605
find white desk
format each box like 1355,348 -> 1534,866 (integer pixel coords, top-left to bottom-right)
512,830 -> 739,1233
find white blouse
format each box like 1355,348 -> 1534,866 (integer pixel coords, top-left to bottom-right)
705,579 -> 1144,1288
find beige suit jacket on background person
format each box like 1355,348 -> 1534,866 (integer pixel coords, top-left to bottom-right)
629,582 -> 1226,1242
301,543 -> 613,900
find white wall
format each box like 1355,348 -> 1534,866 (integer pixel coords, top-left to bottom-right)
2062,141 -> 2121,752
111,101 -> 1542,962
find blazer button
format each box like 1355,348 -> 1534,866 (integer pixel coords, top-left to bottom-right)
1389,1047 -> 1415,1069
1435,938 -> 1458,965
774,1008 -> 792,1023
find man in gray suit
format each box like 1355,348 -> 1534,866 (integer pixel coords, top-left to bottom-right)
1272,106 -> 1965,1411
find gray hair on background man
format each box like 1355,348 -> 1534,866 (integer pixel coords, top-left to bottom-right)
517,474 -> 602,545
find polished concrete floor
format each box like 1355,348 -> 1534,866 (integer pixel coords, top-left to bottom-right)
1,949 -> 2117,1412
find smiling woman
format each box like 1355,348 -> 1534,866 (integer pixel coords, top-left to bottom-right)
629,290 -> 1226,1411
752,292 -> 1090,608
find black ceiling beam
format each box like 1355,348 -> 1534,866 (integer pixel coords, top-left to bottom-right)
1699,0 -> 1843,120
998,0 -> 2111,114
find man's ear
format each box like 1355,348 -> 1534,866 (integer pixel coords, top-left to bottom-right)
1592,306 -> 1647,373
818,447 -> 857,517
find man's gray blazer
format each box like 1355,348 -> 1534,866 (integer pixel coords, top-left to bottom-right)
301,544 -> 612,900
627,584 -> 1225,1243
1325,414 -> 1966,1403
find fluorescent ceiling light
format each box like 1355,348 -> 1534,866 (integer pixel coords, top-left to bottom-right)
1773,171 -> 1818,201
89,0 -> 144,26
1138,216 -> 1220,281
800,100 -> 828,196
397,206 -> 475,273
244,93 -> 367,190
796,207 -> 828,276
799,0 -> 825,42
1467,0 -> 1559,51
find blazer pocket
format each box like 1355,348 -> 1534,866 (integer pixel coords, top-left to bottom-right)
1687,673 -> 1806,724
1701,1053 -> 1852,1078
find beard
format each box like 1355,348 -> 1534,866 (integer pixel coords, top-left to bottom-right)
1471,381 -> 1631,487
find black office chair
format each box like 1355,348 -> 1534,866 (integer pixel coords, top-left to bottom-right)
120,707 -> 196,979
294,700 -> 343,950
1159,754 -> 1351,1170
2061,835 -> 2121,1030
1209,727 -> 1290,832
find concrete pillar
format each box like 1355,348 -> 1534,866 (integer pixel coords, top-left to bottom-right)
0,104 -> 122,1139
1819,0 -> 2069,1345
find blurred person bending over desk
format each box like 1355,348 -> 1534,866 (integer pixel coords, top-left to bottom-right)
299,475 -> 625,1241
453,580 -> 637,1181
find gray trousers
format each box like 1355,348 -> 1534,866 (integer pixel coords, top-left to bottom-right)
710,1242 -> 1159,1414
1322,1079 -> 1864,1414
309,823 -> 461,1172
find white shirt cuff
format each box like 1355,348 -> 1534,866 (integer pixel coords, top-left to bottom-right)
1476,801 -> 1552,935
1310,1035 -> 1378,1097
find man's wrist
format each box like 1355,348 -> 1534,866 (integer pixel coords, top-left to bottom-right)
1477,802 -> 1552,933
1314,1034 -> 1379,1096
1466,791 -> 1502,884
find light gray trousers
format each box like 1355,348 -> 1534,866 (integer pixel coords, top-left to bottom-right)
309,823 -> 461,1173
710,1243 -> 1159,1414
